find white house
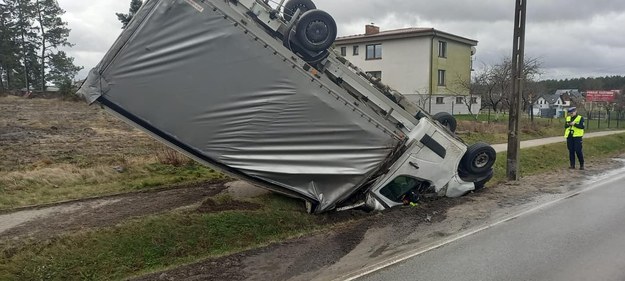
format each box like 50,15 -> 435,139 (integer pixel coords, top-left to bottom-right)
533,91 -> 578,118
532,96 -> 551,116
335,25 -> 479,115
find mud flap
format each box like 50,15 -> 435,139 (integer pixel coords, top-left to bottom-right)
445,175 -> 475,197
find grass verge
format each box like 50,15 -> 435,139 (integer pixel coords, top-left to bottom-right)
490,133 -> 625,184
0,161 -> 228,211
0,194 -> 340,281
456,114 -> 625,145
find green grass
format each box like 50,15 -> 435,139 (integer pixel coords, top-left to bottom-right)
0,194 -> 329,281
456,113 -> 625,145
0,162 -> 228,211
454,113 -> 510,122
490,133 -> 625,184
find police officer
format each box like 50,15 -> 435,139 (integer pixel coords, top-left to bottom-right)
564,107 -> 585,170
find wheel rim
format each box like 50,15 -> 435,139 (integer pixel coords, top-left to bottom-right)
305,20 -> 329,44
473,152 -> 490,168
294,4 -> 308,11
288,3 -> 310,16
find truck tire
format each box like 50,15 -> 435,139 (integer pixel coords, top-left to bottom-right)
295,10 -> 337,52
461,142 -> 496,175
283,0 -> 316,22
433,112 -> 457,133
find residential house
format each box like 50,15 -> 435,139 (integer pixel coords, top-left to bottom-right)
334,25 -> 479,115
555,89 -> 583,99
532,95 -> 552,116
533,89 -> 581,118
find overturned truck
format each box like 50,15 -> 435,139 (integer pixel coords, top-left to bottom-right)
78,0 -> 496,213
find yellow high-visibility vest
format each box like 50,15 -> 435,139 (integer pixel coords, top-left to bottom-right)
564,115 -> 584,138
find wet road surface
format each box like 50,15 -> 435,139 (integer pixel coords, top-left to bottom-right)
358,167 -> 625,281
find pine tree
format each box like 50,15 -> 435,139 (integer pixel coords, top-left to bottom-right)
4,0 -> 39,92
48,51 -> 81,85
0,1 -> 12,91
1,0 -> 81,92
34,0 -> 71,92
116,0 -> 143,29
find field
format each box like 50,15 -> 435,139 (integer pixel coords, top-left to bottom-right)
0,95 -> 227,210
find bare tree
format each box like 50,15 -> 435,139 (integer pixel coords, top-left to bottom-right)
449,73 -> 481,120
411,88 -> 431,111
616,89 -> 625,122
523,80 -> 546,122
473,57 -> 543,120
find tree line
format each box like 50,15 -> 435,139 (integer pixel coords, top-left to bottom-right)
0,0 -> 81,94
470,57 -> 625,115
540,76 -> 625,93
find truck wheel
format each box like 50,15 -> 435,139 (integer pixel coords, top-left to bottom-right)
433,112 -> 457,133
283,0 -> 316,22
461,142 -> 496,175
295,10 -> 337,52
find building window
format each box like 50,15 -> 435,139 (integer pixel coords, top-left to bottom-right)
340,47 -> 347,56
366,44 -> 382,60
436,97 -> 444,104
456,97 -> 464,104
353,45 -> 359,56
471,97 -> 478,104
437,70 -> 446,86
438,41 -> 447,58
366,71 -> 382,80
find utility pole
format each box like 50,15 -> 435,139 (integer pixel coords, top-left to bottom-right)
506,0 -> 527,180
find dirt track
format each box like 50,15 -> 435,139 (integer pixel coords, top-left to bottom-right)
0,182 -> 226,240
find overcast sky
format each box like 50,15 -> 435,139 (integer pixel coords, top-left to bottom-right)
58,0 -> 625,80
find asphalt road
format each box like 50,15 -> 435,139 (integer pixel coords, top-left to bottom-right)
358,166 -> 625,281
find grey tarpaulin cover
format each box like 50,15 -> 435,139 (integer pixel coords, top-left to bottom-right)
78,0 -> 402,212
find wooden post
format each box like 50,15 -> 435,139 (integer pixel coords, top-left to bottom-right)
506,0 -> 527,181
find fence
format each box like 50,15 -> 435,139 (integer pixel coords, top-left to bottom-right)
585,111 -> 625,131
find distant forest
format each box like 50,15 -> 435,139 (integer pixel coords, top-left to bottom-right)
539,75 -> 625,94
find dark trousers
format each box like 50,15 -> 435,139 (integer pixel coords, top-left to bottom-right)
567,137 -> 584,167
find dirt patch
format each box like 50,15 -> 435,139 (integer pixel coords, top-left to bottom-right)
0,183 -> 227,240
133,192 -> 464,281
196,198 -> 261,213
133,157 -> 625,281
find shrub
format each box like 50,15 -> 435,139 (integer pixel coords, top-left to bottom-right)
155,146 -> 191,166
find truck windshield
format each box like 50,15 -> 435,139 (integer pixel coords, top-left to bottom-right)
380,176 -> 419,203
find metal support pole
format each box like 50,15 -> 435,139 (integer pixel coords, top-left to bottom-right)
506,0 -> 527,181
276,0 -> 286,10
